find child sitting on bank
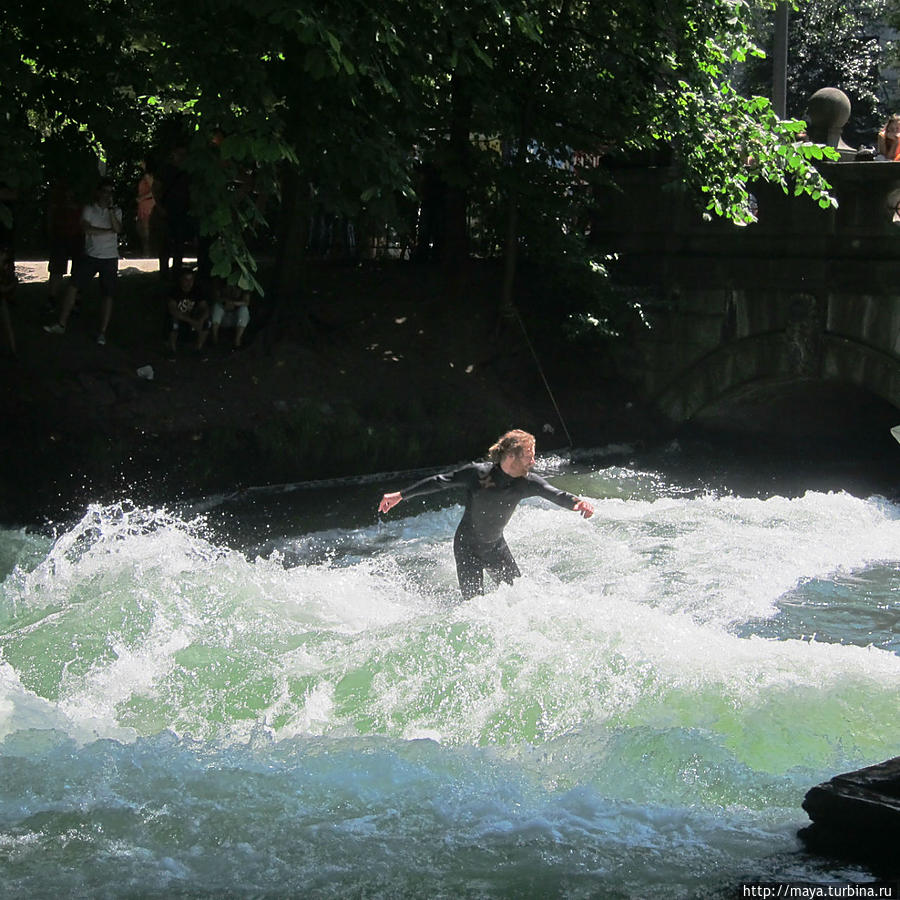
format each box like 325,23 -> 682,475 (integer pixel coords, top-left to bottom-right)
210,278 -> 250,349
166,267 -> 209,357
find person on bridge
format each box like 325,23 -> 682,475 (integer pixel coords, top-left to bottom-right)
877,114 -> 900,160
377,429 -> 594,600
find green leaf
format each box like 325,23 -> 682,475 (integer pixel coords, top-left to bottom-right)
326,30 -> 341,55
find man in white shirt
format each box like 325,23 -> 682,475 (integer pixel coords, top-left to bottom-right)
44,178 -> 122,345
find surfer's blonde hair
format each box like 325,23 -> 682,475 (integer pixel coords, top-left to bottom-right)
487,429 -> 535,463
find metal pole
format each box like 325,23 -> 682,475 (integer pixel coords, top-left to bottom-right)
773,1 -> 789,118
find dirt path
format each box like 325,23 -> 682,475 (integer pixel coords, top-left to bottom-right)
15,257 -> 188,282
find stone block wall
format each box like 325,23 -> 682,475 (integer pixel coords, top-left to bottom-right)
594,161 -> 900,421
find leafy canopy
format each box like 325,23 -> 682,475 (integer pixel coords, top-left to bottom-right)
0,0 -> 838,272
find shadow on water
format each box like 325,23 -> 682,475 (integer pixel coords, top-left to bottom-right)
634,428 -> 900,503
187,466 -> 449,557
180,379 -> 900,553
25,381 -> 897,553
193,443 -> 900,561
653,380 -> 900,502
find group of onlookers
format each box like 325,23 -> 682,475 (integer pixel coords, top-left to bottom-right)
41,174 -> 251,357
165,266 -> 251,358
0,171 -> 252,360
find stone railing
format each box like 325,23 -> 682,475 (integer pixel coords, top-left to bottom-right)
589,159 -> 900,290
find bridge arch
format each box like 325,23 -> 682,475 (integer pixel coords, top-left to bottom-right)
654,333 -> 900,425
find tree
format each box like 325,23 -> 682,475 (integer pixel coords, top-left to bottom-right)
743,0 -> 890,144
1,0 -> 837,310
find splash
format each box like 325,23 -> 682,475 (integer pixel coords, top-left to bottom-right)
0,484 -> 897,895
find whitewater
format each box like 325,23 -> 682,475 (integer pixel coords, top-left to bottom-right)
0,450 -> 898,897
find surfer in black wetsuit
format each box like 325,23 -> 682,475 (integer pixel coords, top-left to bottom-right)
378,429 -> 594,600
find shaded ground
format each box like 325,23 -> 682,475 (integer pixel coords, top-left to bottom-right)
1,258 -> 655,524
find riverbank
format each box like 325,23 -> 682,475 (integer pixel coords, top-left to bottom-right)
0,258 -> 658,525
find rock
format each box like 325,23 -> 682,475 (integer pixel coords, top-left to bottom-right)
798,756 -> 900,874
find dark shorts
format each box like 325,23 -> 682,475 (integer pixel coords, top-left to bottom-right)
75,255 -> 118,297
453,527 -> 521,601
48,236 -> 84,277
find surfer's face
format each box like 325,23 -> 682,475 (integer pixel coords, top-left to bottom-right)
506,443 -> 535,477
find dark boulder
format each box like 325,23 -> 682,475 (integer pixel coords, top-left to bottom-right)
799,756 -> 900,874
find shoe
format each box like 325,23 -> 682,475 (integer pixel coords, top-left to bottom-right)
43,323 -> 65,335
96,333 -> 106,346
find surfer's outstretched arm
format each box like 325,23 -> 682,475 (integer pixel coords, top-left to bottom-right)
379,492 -> 403,514
379,467 -> 472,516
525,473 -> 594,520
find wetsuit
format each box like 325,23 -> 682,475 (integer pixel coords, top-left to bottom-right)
400,462 -> 580,600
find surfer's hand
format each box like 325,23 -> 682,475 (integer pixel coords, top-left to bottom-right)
573,499 -> 594,519
379,492 -> 402,514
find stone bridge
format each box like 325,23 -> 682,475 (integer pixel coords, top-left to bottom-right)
591,160 -> 900,431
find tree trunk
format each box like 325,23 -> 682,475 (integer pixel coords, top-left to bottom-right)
498,133 -> 529,325
497,0 -> 573,322
267,164 -> 311,343
441,70 -> 473,275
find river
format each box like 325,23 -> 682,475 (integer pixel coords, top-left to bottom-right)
1,439 -> 898,897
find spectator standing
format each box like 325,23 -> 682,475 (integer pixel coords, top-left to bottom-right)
0,183 -> 18,356
0,243 -> 17,356
0,183 -> 17,249
46,179 -> 84,305
155,146 -> 194,279
135,163 -> 156,257
44,177 -> 122,345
